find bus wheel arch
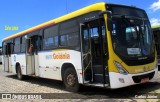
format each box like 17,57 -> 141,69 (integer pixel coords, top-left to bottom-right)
15,63 -> 20,73
15,62 -> 23,80
61,63 -> 79,92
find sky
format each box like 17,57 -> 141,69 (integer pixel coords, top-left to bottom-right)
0,0 -> 160,46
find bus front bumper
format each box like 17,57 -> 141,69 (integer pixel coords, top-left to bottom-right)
109,67 -> 158,89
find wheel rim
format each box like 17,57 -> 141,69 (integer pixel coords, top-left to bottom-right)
66,73 -> 76,87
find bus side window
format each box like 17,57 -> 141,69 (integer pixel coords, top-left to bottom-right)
21,36 -> 26,53
28,44 -> 33,53
13,37 -> 21,54
27,39 -> 32,54
43,25 -> 59,49
39,36 -> 43,50
5,45 -> 8,55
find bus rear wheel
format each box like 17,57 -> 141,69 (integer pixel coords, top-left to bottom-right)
63,67 -> 79,92
17,65 -> 23,80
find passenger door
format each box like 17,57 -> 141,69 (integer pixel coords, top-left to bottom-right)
26,36 -> 39,75
3,44 -> 9,72
3,43 -> 12,72
81,23 -> 93,83
80,19 -> 109,85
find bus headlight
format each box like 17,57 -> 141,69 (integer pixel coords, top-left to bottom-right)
114,61 -> 128,75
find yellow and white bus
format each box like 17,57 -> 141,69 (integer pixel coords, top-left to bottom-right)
2,2 -> 158,92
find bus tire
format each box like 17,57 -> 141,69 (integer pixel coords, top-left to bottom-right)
63,67 -> 79,92
17,65 -> 23,80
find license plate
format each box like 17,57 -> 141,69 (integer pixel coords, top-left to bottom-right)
141,78 -> 149,83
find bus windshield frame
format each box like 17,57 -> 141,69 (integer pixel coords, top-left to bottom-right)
106,4 -> 155,65
111,16 -> 154,58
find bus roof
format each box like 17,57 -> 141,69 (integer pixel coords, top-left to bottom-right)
3,2 -> 144,42
3,2 -> 106,42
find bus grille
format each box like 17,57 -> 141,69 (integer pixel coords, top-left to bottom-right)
132,71 -> 155,83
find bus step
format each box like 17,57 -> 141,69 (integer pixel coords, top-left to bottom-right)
87,83 -> 109,87
94,74 -> 103,83
92,65 -> 103,74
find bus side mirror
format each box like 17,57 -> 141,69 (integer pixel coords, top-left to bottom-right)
99,11 -> 113,31
107,18 -> 113,31
99,10 -> 112,17
25,35 -> 28,39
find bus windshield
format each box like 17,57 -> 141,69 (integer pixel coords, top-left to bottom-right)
111,16 -> 154,59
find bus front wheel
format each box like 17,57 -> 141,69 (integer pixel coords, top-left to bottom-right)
63,67 -> 79,92
17,65 -> 23,80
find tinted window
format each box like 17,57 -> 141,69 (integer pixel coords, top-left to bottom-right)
60,19 -> 79,47
60,33 -> 79,46
21,36 -> 26,53
15,37 -> 20,44
60,35 -> 68,46
106,4 -> 147,18
14,37 -> 21,53
44,25 -> 58,38
2,43 -> 6,55
43,25 -> 59,49
44,37 -> 54,47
